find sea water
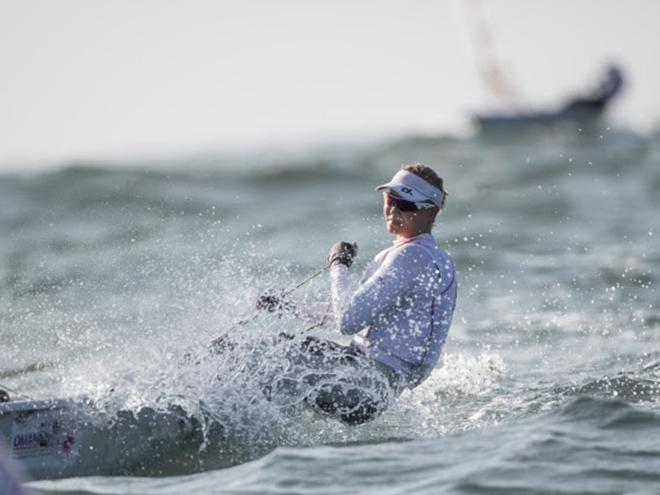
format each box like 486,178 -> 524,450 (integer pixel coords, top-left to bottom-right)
1,127 -> 659,494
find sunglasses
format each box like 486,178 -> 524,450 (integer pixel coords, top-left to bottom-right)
385,193 -> 421,212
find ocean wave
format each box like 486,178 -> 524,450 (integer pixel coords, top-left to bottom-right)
565,375 -> 660,403
553,395 -> 660,428
28,396 -> 660,494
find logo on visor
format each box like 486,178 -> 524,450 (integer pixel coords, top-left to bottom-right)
400,187 -> 413,195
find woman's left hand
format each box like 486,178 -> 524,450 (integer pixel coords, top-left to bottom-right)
328,241 -> 358,267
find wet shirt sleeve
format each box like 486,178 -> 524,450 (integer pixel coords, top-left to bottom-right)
330,245 -> 429,335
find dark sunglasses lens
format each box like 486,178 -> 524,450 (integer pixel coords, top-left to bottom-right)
388,195 -> 417,211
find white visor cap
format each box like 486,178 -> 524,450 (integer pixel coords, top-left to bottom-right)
376,170 -> 445,208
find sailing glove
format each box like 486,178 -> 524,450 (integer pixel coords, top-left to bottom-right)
256,290 -> 295,314
328,241 -> 358,268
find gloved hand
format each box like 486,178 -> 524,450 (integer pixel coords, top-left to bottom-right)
256,290 -> 284,312
328,241 -> 358,268
256,290 -> 295,314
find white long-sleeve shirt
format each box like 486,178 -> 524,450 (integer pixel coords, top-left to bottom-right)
330,233 -> 457,388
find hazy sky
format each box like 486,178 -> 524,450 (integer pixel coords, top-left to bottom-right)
2,0 -> 659,165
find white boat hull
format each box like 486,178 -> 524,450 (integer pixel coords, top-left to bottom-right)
0,397 -> 205,480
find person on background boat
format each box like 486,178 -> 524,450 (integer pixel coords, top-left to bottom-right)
561,64 -> 624,116
258,164 -> 457,425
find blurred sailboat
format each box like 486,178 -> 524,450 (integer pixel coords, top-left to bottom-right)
462,0 -> 624,132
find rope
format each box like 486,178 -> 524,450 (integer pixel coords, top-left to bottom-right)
299,301 -> 333,334
209,263 -> 331,348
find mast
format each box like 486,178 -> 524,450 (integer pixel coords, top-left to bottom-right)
461,0 -> 520,106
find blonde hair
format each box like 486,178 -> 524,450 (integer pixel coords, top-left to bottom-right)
402,163 -> 448,207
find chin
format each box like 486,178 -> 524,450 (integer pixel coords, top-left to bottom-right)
387,224 -> 401,234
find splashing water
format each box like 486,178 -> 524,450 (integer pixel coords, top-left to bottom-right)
2,128 -> 659,492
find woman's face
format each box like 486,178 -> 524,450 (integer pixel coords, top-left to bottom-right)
383,192 -> 436,238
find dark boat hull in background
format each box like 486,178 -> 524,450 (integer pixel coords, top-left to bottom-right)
473,65 -> 624,133
473,105 -> 605,133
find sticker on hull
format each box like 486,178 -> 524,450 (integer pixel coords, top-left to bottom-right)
11,410 -> 78,463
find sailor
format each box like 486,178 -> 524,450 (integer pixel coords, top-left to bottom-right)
562,64 -> 624,115
259,164 -> 457,425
